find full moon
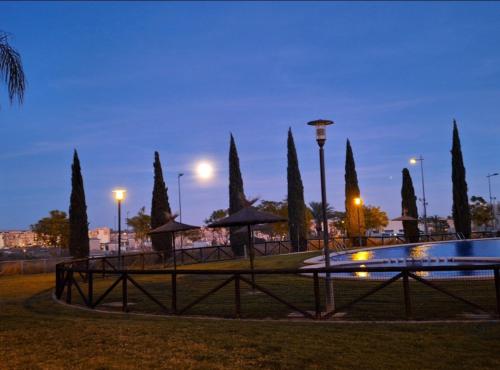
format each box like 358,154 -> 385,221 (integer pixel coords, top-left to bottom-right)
196,161 -> 214,180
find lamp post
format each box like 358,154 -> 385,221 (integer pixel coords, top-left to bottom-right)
487,173 -> 498,230
113,189 -> 126,268
307,119 -> 334,311
410,156 -> 428,237
354,197 -> 363,246
178,173 -> 184,248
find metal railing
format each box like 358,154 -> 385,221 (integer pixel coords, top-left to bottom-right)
55,256 -> 500,321
4,231 -> 495,276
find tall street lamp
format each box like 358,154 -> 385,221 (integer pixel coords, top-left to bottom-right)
178,173 -> 184,248
113,189 -> 126,268
410,156 -> 428,237
487,173 -> 498,230
308,119 -> 334,311
354,197 -> 363,246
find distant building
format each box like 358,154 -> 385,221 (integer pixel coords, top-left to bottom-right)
0,231 -> 37,248
88,227 -> 111,244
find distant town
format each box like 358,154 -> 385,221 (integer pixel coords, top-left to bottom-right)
0,217 -> 469,260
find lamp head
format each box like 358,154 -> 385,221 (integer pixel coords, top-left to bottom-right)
354,197 -> 362,206
113,189 -> 126,201
409,158 -> 417,165
307,119 -> 334,145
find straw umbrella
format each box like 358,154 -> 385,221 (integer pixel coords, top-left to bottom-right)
208,206 -> 287,288
149,220 -> 200,270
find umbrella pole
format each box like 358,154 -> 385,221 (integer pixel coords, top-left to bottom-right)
248,225 -> 255,290
172,231 -> 176,271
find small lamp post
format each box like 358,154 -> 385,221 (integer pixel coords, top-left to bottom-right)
354,197 -> 363,246
487,173 -> 499,230
178,173 -> 184,248
410,156 -> 428,237
113,189 -> 126,268
307,119 -> 334,311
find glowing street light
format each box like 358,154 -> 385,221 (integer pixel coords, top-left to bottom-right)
410,155 -> 428,237
354,197 -> 363,246
307,119 -> 334,311
113,189 -> 126,267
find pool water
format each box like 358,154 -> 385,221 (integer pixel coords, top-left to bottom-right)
329,239 -> 500,279
335,239 -> 500,261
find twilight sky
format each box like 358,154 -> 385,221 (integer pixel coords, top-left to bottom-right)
0,2 -> 499,230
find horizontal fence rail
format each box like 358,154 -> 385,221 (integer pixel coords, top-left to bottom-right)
55,255 -> 500,321
3,231 -> 495,276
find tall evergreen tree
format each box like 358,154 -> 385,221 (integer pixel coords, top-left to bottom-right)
69,150 -> 89,257
150,151 -> 172,252
287,128 -> 308,251
345,139 -> 365,244
451,120 -> 471,238
401,168 -> 419,243
228,134 -> 247,256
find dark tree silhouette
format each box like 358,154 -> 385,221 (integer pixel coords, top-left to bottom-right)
287,128 -> 308,251
345,139 -> 365,244
228,134 -> 247,256
69,150 -> 89,257
401,168 -> 419,243
150,151 -> 172,252
0,32 -> 25,108
451,120 -> 471,238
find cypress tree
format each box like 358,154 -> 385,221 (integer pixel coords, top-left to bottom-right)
69,150 -> 89,258
451,120 -> 471,238
401,168 -> 419,243
287,128 -> 308,252
150,151 -> 172,253
345,139 -> 365,245
229,134 -> 247,256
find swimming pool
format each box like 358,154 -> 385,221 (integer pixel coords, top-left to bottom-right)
304,238 -> 500,279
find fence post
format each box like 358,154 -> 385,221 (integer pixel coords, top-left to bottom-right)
142,253 -> 145,270
55,265 -> 61,298
66,269 -> 73,304
494,268 -> 500,317
235,274 -> 241,318
102,258 -> 105,278
313,272 -> 321,319
88,272 -> 93,308
402,270 -> 411,319
122,272 -> 128,312
217,246 -> 221,260
171,272 -> 177,314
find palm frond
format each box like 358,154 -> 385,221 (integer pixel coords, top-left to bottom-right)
0,32 -> 26,106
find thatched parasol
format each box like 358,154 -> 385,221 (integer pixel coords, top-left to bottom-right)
149,220 -> 200,270
208,207 -> 287,287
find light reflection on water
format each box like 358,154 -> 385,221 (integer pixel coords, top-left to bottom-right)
333,239 -> 500,278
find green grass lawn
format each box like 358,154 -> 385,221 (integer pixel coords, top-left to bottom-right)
71,252 -> 499,321
1,252 -> 500,369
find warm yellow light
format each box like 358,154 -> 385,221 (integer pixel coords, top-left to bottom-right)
354,197 -> 362,206
196,161 -> 214,180
355,264 -> 369,278
352,251 -> 373,261
113,189 -> 126,201
409,158 -> 417,165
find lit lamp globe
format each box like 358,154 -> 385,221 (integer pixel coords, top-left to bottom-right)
409,158 -> 417,165
307,119 -> 334,146
113,189 -> 126,201
354,197 -> 362,206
